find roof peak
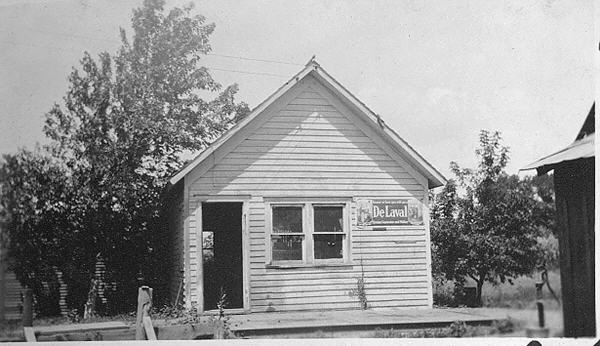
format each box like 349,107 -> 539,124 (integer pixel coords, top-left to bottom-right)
169,59 -> 446,188
305,55 -> 320,68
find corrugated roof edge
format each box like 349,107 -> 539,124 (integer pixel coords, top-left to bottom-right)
521,133 -> 594,174
521,103 -> 595,175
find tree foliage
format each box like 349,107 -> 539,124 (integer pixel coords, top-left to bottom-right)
431,130 -> 555,306
0,149 -> 74,315
1,0 -> 249,316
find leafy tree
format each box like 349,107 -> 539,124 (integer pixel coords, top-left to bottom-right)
523,173 -> 556,233
2,0 -> 249,316
521,173 -> 558,269
431,130 -> 550,306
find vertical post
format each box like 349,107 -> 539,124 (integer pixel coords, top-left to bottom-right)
195,203 -> 204,313
537,302 -> 545,328
135,286 -> 154,340
526,282 -> 549,337
242,201 -> 250,312
22,288 -> 33,327
535,282 -> 545,328
535,282 -> 544,300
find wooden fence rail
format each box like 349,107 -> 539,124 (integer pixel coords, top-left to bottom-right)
12,285 -> 216,341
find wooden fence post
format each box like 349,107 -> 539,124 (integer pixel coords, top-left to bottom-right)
135,286 -> 156,340
526,282 -> 549,337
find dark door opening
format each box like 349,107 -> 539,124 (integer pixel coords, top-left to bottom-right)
202,202 -> 243,310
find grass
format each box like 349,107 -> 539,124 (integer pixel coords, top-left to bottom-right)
0,304 -> 236,340
432,269 -> 563,336
433,269 -> 562,309
482,270 -> 561,309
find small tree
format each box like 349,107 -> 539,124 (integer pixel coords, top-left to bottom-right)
431,130 -> 547,306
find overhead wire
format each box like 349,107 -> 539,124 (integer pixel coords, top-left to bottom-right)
206,67 -> 289,78
206,53 -> 301,66
3,40 -> 292,78
1,28 -> 301,67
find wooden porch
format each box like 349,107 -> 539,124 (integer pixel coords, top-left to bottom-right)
227,307 -> 510,338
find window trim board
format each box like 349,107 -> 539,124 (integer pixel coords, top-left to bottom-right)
266,200 -> 352,266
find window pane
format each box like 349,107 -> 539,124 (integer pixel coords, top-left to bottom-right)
202,231 -> 214,264
202,231 -> 214,250
271,235 -> 303,261
314,234 -> 343,259
314,206 -> 343,232
272,207 -> 303,233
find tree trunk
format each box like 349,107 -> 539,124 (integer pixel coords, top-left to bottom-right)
475,280 -> 484,307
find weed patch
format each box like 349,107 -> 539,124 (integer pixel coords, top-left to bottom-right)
372,319 -> 516,338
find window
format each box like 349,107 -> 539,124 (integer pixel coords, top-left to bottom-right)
313,206 -> 344,259
271,206 -> 303,261
268,201 -> 349,265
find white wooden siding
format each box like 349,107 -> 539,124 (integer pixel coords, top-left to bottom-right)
186,78 -> 431,312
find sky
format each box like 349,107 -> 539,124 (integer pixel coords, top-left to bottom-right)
0,0 -> 595,179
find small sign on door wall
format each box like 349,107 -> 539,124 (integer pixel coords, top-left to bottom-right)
356,199 -> 423,227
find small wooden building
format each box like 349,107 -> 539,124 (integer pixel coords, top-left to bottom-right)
166,59 -> 446,313
0,248 -> 26,320
523,103 -> 595,337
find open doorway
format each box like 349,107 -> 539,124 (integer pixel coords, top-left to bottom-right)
201,202 -> 243,310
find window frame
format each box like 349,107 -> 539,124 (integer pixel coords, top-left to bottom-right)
311,203 -> 347,264
267,203 -> 307,265
266,200 -> 351,267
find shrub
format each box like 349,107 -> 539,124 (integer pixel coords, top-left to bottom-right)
491,318 -> 516,334
449,321 -> 467,337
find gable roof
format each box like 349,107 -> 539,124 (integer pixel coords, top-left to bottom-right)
522,103 -> 595,175
170,58 -> 447,188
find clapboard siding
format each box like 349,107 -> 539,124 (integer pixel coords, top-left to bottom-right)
249,300 -> 427,312
0,261 -> 103,319
240,140 -> 381,149
251,281 -> 428,293
182,80 -> 432,312
0,268 -> 25,320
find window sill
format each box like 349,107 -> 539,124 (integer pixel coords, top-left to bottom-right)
266,263 -> 354,269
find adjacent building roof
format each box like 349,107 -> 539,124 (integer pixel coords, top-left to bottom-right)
170,58 -> 447,188
522,103 -> 595,175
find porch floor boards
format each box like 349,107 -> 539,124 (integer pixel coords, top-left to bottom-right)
227,307 -> 509,335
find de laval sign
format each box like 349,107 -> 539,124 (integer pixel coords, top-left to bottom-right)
357,199 -> 423,227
